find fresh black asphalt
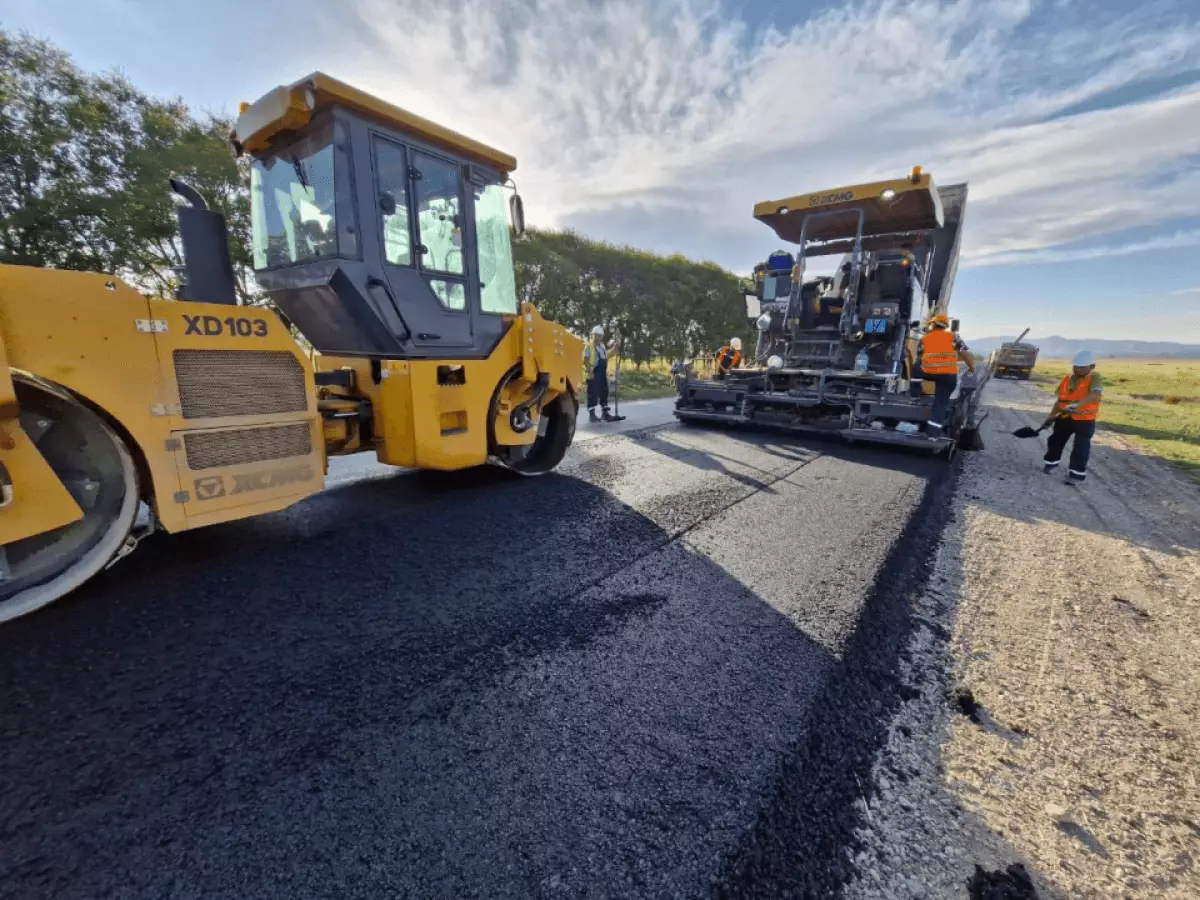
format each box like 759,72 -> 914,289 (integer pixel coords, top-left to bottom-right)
0,424 -> 953,899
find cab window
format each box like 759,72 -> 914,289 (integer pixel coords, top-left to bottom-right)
373,138 -> 412,267
412,151 -> 465,276
473,183 -> 518,315
250,120 -> 339,269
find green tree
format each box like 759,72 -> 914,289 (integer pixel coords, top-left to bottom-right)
0,30 -> 254,301
514,227 -> 747,361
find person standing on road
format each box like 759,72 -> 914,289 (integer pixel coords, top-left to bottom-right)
584,325 -> 621,423
919,314 -> 975,438
714,337 -> 743,380
1041,350 -> 1103,484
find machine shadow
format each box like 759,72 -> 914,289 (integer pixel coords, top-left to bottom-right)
631,429 -> 805,492
658,417 -> 953,482
3,459 -> 943,898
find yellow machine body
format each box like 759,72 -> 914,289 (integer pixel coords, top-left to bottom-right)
0,266 -> 580,547
0,266 -> 324,540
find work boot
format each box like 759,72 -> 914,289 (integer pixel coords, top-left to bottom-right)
1066,472 -> 1086,486
602,409 -> 616,422
588,409 -> 601,423
1042,463 -> 1057,475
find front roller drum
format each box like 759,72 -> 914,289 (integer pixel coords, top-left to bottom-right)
489,369 -> 577,476
0,382 -> 139,623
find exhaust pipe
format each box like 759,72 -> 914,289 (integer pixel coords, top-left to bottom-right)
170,179 -> 238,305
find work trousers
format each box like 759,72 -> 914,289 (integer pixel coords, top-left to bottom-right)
926,372 -> 959,429
1044,417 -> 1096,480
587,366 -> 610,413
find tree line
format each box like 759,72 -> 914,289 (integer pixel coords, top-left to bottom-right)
514,229 -> 747,364
1,30 -> 748,356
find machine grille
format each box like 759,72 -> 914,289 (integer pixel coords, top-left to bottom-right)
174,349 -> 308,419
184,423 -> 313,470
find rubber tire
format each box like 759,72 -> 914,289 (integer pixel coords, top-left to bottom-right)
498,392 -> 578,476
0,385 -> 139,624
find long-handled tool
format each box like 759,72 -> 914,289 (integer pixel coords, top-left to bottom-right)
1012,411 -> 1066,439
608,333 -> 627,422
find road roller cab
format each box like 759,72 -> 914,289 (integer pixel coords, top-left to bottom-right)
232,73 -> 528,361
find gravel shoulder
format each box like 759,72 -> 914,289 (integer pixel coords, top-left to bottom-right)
845,378 -> 1200,899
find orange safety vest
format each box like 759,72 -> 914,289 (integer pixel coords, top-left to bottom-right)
920,328 -> 959,375
1057,373 -> 1101,421
717,346 -> 741,371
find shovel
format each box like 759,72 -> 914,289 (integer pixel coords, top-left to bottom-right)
608,337 -> 627,422
1012,412 -> 1066,439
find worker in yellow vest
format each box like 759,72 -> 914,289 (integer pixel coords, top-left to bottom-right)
918,314 -> 974,437
584,325 -> 621,422
1041,350 -> 1103,484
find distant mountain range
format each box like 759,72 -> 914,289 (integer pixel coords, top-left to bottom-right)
964,335 -> 1200,359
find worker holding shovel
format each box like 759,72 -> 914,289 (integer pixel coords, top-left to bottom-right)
1014,350 -> 1103,485
584,325 -> 621,423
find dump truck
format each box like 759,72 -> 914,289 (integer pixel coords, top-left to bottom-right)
675,168 -> 987,456
0,73 -> 583,623
989,328 -> 1039,379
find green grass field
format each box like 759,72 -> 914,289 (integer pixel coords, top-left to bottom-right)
1029,358 -> 1200,479
579,358 -> 679,402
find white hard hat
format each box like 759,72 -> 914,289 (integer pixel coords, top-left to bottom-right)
1073,349 -> 1095,367
731,337 -> 743,351
767,354 -> 783,369
592,325 -> 604,337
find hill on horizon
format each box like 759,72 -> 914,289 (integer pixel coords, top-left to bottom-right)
965,335 -> 1200,359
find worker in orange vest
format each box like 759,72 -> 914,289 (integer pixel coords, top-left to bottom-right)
714,337 -> 743,380
918,314 -> 975,437
1041,350 -> 1103,484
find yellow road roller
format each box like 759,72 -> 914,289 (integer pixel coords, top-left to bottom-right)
0,73 -> 582,622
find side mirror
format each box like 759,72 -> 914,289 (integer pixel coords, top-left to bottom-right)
379,192 -> 397,216
951,317 -> 961,332
509,193 -> 526,236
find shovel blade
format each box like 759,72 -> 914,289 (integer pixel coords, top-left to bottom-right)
1011,426 -> 1040,439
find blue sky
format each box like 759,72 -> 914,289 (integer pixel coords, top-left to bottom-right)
6,0 -> 1200,342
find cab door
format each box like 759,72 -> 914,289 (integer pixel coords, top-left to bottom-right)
371,135 -> 475,351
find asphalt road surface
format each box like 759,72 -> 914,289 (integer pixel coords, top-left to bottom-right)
0,420 -> 953,900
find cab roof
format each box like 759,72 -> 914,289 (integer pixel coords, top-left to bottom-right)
753,170 -> 943,245
232,72 -> 517,174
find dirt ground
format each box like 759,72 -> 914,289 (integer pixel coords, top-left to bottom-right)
844,377 -> 1200,900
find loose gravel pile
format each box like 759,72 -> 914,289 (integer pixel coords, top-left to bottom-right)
842,379 -> 1200,900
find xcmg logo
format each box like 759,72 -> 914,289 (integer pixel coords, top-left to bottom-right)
193,463 -> 315,501
809,191 -> 854,207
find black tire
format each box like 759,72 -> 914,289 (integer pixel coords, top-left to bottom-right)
0,381 -> 139,623
497,390 -> 577,476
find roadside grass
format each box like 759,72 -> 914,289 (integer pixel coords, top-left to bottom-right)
594,358 -> 678,401
1029,358 -> 1200,479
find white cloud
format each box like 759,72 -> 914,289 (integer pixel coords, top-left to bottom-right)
1171,286 -> 1200,296
341,0 -> 1199,273
965,228 -> 1200,267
